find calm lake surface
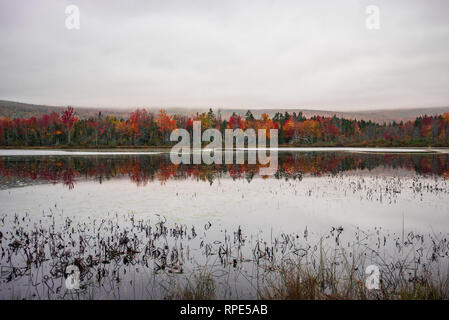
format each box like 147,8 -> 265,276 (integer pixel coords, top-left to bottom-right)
1,148 -> 449,299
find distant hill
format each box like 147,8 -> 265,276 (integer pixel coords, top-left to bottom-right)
0,100 -> 131,120
211,107 -> 449,123
1,100 -> 448,123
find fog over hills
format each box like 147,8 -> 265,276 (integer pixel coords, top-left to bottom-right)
1,100 -> 449,124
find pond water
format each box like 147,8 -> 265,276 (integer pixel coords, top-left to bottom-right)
0,148 -> 448,299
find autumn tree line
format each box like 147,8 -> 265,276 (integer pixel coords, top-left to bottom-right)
1,106 -> 449,147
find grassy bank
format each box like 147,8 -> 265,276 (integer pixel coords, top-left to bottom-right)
169,259 -> 449,300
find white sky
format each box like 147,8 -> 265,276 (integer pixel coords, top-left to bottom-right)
1,0 -> 448,111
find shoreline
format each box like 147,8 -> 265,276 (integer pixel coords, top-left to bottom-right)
0,145 -> 448,150
0,146 -> 448,157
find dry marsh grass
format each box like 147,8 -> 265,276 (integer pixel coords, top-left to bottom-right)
1,212 -> 448,300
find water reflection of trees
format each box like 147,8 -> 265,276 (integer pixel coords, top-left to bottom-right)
0,152 -> 448,189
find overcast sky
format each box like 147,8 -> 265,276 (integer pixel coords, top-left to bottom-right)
1,0 -> 448,111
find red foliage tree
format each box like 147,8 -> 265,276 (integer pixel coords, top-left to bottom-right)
61,106 -> 77,144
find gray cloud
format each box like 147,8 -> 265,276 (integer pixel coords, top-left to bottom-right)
0,0 -> 448,110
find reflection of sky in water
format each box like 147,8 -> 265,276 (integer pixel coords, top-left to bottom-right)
1,150 -> 449,299
1,151 -> 448,235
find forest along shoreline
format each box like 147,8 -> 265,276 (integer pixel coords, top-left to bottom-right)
1,107 -> 449,148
